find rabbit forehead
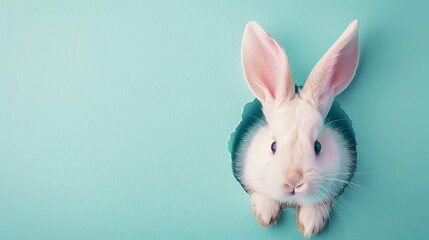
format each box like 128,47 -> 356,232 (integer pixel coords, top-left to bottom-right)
267,97 -> 323,141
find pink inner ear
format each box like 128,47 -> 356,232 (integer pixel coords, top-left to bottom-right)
252,36 -> 281,99
330,37 -> 359,94
242,22 -> 289,102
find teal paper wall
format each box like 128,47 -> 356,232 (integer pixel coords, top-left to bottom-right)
1,1 -> 428,239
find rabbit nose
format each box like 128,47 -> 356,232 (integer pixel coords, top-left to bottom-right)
284,171 -> 304,194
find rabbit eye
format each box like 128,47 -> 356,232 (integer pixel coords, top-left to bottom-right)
271,141 -> 277,154
314,140 -> 322,155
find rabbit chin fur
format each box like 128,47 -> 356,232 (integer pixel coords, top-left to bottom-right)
237,95 -> 354,205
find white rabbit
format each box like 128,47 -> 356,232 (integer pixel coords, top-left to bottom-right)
232,20 -> 359,237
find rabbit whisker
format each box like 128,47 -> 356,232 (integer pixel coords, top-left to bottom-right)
315,177 -> 370,191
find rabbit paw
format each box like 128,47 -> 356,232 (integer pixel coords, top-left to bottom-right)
251,192 -> 281,227
296,203 -> 330,237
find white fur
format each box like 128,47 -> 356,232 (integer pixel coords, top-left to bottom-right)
251,192 -> 281,227
239,20 -> 359,237
298,203 -> 331,237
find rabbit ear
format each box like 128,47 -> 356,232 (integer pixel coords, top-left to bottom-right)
241,21 -> 295,105
301,20 -> 359,116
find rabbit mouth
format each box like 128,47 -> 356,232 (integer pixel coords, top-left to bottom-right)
275,182 -> 327,204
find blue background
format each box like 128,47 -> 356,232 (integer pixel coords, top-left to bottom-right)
1,1 -> 428,239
